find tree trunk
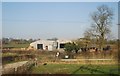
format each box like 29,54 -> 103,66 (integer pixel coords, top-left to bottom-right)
99,34 -> 105,51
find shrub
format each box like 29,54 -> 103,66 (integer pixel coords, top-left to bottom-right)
64,42 -> 80,54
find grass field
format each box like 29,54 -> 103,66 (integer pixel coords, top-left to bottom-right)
31,64 -> 119,74
2,50 -> 119,74
3,43 -> 29,48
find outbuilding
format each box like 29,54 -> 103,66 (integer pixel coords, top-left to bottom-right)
29,39 -> 71,51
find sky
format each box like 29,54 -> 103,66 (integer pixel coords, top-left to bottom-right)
2,2 -> 118,40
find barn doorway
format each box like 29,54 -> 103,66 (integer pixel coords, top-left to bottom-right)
60,43 -> 65,48
37,44 -> 43,50
45,46 -> 48,50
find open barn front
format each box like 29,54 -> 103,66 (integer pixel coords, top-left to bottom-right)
37,44 -> 43,50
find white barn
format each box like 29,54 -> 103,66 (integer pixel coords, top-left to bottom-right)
29,39 -> 71,51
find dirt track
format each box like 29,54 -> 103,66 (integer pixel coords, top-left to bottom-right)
2,61 -> 29,74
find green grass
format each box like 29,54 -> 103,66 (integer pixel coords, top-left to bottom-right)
31,64 -> 119,74
3,43 -> 29,48
2,53 -> 18,57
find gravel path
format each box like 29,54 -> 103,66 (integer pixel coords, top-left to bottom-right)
3,61 -> 28,69
61,59 -> 114,61
1,61 -> 28,74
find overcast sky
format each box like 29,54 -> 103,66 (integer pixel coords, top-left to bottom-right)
2,2 -> 118,39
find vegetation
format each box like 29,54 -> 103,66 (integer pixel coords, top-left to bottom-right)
3,43 -> 29,48
64,42 -> 80,53
84,5 -> 114,51
2,38 -> 31,49
2,53 -> 18,57
2,4 -> 119,75
2,50 -> 36,65
31,64 -> 119,74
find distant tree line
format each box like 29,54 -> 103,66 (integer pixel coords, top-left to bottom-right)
2,38 -> 36,44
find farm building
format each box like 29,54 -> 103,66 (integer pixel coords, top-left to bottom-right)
28,39 -> 71,51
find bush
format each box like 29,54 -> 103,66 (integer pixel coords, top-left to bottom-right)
64,42 -> 80,54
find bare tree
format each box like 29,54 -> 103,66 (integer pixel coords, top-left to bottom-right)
86,5 -> 113,51
84,29 -> 92,40
84,29 -> 98,47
